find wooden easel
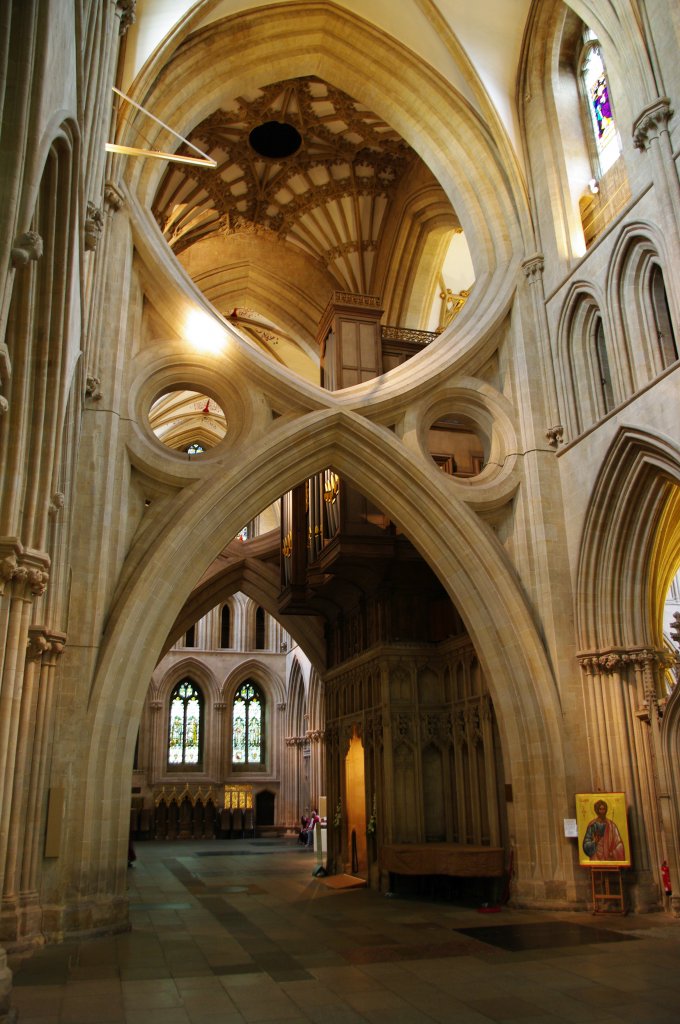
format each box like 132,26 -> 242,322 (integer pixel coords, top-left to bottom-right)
590,868 -> 625,914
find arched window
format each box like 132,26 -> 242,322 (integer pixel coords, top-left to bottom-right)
650,265 -> 678,369
232,681 -> 263,765
220,604 -> 231,648
255,606 -> 266,650
580,36 -> 620,176
185,623 -> 196,648
168,679 -> 203,769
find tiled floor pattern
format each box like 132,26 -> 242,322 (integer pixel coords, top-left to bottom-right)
8,838 -> 680,1023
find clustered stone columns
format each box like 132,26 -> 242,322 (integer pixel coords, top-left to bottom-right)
578,646 -> 675,910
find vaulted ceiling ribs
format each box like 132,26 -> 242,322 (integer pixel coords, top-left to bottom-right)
152,76 -> 418,293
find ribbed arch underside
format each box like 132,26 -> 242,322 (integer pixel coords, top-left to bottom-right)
576,426 -> 680,650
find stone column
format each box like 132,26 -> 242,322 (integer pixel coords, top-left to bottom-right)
579,646 -> 674,910
1,629 -> 48,944
308,729 -> 326,811
19,631 -> 65,937
0,547 -> 49,890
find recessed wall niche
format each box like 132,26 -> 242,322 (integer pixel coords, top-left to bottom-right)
148,390 -> 227,454
428,413 -> 487,478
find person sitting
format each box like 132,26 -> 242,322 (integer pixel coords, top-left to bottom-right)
298,815 -> 309,844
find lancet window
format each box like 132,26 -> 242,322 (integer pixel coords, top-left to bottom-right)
580,36 -> 620,176
168,679 -> 203,768
232,681 -> 263,765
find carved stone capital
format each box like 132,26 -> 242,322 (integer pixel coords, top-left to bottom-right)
84,202 -> 104,252
85,375 -> 102,401
0,547 -> 49,597
276,701 -> 287,711
546,424 -> 564,448
116,0 -> 136,35
26,632 -> 50,662
214,702 -> 228,712
0,395 -> 8,417
522,253 -> 544,279
578,646 -> 673,675
103,181 -> 125,212
11,231 -> 43,268
633,97 -> 673,151
149,700 -> 163,713
27,567 -> 49,596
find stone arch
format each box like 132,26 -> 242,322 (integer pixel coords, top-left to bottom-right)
575,425 -> 680,906
607,223 -> 680,392
70,405 -> 570,926
117,1 -> 529,293
163,553 -> 326,668
576,426 -> 680,650
556,283 -> 611,436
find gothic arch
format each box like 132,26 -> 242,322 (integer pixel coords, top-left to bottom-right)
163,554 -> 326,668
74,406 -> 569,923
156,657 -> 218,704
556,282 -> 610,435
606,224 -> 679,391
576,426 -> 680,650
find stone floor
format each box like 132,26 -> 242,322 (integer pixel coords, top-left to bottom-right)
8,838 -> 680,1023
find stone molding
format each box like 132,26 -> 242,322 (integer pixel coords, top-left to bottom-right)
633,97 -> 673,151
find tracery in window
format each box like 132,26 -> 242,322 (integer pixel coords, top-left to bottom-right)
186,442 -> 204,455
581,40 -> 619,175
168,679 -> 203,768
232,681 -> 263,765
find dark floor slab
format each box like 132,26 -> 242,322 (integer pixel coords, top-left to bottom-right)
453,920 -> 640,951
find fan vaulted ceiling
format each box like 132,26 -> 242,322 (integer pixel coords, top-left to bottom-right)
152,76 -> 430,295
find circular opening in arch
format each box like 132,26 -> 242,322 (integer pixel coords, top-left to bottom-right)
428,413 -> 488,478
249,121 -> 302,159
149,390 -> 227,453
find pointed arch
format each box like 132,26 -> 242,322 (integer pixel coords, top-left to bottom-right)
556,282 -> 612,435
576,426 -> 680,650
607,223 -> 680,392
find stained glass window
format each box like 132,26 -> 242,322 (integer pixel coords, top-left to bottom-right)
582,43 -> 619,175
186,443 -> 204,455
168,679 -> 202,767
232,681 -> 263,764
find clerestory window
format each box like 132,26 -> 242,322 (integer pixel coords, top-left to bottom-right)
580,36 -> 620,177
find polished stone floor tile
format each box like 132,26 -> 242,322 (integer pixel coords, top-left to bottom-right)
7,839 -> 680,1023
